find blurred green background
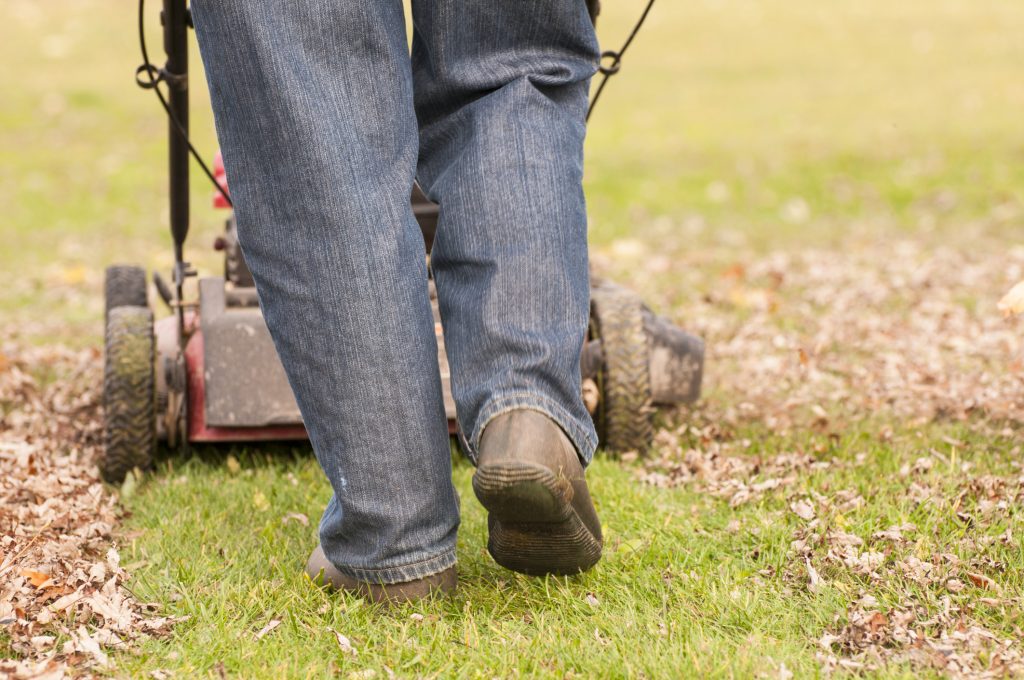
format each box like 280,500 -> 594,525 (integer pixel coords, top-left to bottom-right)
2,0 -> 1021,345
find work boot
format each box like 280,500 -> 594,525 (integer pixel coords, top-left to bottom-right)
472,409 -> 603,576
305,545 -> 456,605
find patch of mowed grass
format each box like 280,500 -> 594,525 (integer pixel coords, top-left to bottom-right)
115,422 -> 1022,678
116,443 -> 818,678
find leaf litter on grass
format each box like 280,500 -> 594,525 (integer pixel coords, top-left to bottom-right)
596,237 -> 1024,434
606,236 -> 1024,677
0,343 -> 183,679
3,235 -> 1024,677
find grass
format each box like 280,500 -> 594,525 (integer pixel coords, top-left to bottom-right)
4,0 -> 1024,677
114,424 -> 1022,678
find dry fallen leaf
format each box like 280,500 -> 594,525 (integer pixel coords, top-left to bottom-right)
73,626 -> 110,667
30,635 -> 55,650
254,618 -> 282,640
866,611 -> 888,633
872,524 -> 915,542
48,590 -> 84,613
965,571 -> 1000,591
331,629 -> 358,656
806,558 -> 823,593
282,512 -> 309,527
997,280 -> 1024,317
791,500 -> 816,521
19,569 -> 52,589
349,670 -> 376,680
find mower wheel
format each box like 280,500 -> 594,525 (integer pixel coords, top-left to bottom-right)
104,265 -> 148,321
590,284 -> 654,455
101,306 -> 156,483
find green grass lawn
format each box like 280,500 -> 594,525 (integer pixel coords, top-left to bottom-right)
113,423 -> 1023,678
3,0 -> 1024,677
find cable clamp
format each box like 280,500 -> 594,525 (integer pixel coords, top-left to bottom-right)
598,50 -> 623,76
172,261 -> 197,286
135,63 -> 188,91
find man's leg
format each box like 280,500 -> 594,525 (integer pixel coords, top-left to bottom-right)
411,1 -> 602,573
412,0 -> 600,465
190,0 -> 459,586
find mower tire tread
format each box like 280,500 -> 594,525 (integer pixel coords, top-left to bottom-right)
591,284 -> 654,455
104,265 -> 148,320
102,306 -> 156,483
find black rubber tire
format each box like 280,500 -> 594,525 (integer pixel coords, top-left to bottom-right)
101,306 -> 156,483
590,284 -> 654,455
104,265 -> 147,321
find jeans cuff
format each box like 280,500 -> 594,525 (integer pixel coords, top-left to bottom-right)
463,392 -> 599,467
332,549 -> 456,585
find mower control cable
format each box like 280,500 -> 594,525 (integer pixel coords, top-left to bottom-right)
135,0 -> 233,208
586,0 -> 657,122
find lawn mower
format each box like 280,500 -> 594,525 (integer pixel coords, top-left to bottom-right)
100,0 -> 705,483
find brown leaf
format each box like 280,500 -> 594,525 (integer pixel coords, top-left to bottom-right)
254,618 -> 282,640
965,571 -> 1000,591
791,500 -> 816,521
997,280 -> 1024,317
866,611 -> 888,633
331,629 -> 358,656
20,569 -> 53,589
281,512 -> 309,527
48,590 -> 84,613
806,558 -> 823,593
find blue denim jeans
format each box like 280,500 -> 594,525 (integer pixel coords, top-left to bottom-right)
191,0 -> 600,583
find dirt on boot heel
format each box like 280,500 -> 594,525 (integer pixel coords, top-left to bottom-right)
473,410 -> 602,576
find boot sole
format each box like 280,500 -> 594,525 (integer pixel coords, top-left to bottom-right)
472,462 -> 602,576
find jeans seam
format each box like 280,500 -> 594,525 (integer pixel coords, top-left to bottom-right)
465,391 -> 598,466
